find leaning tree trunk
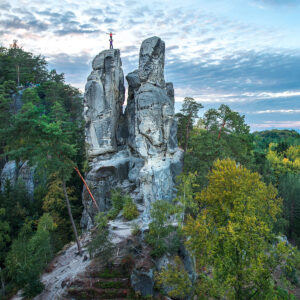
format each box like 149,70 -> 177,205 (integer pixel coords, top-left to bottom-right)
62,179 -> 81,255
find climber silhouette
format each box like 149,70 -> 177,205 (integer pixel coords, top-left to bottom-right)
107,32 -> 115,49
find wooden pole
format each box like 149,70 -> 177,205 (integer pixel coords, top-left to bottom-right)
74,167 -> 99,211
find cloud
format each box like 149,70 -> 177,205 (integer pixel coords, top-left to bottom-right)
257,0 -> 300,6
55,28 -> 102,36
47,52 -> 93,88
0,2 -> 11,11
0,15 -> 48,31
104,17 -> 117,23
83,8 -> 103,16
165,50 -> 300,99
251,121 -> 300,129
121,45 -> 138,54
254,109 -> 300,114
35,10 -> 61,18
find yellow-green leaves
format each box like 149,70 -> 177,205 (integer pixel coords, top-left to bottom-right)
183,158 -> 286,299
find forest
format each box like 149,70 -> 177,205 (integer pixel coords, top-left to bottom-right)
0,44 -> 300,299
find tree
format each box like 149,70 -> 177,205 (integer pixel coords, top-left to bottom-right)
278,173 -> 300,245
183,105 -> 253,187
0,81 -> 16,158
145,200 -> 181,257
43,175 -> 80,250
182,159 -> 296,299
5,214 -> 55,298
88,213 -> 115,263
267,144 -> 300,182
0,209 -> 10,266
176,97 -> 203,152
3,92 -> 83,253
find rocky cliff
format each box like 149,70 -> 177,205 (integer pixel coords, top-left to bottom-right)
81,36 -> 183,229
0,160 -> 35,199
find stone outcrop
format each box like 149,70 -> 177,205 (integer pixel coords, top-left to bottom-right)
0,160 -> 35,199
84,49 -> 125,157
81,36 -> 183,230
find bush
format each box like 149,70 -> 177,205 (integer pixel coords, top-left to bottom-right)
145,200 -> 180,257
123,196 -> 139,221
131,222 -> 141,236
107,189 -> 123,220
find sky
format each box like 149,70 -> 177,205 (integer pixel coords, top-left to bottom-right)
0,0 -> 299,131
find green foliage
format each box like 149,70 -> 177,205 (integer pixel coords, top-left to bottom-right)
5,213 -> 55,298
88,213 -> 115,262
0,43 -> 85,295
156,256 -> 192,298
253,129 -> 300,151
145,200 -> 180,257
0,42 -> 48,85
42,176 -> 80,250
183,104 -> 253,187
0,208 -> 10,265
123,196 -> 139,220
278,173 -> 300,245
0,180 -> 36,243
272,286 -> 297,300
95,281 -> 122,289
183,159 -> 298,299
107,190 -> 139,221
267,144 -> 300,180
176,97 -> 203,151
175,172 -> 198,221
107,189 -> 124,219
131,222 -> 141,236
97,268 -> 123,279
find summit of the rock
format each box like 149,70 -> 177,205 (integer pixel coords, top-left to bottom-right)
139,36 -> 165,87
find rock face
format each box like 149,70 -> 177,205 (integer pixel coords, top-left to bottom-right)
81,36 -> 183,230
0,160 -> 35,199
84,49 -> 125,157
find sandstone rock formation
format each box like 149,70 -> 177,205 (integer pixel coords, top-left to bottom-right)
0,160 -> 35,199
81,36 -> 183,229
84,49 -> 125,157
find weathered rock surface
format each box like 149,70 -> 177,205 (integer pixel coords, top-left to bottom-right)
0,160 -> 35,199
81,36 -> 183,230
139,36 -> 165,87
84,49 -> 125,157
81,37 -> 183,231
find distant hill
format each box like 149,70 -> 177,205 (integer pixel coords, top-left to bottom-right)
253,129 -> 300,150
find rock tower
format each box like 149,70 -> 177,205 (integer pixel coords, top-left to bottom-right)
81,37 -> 183,229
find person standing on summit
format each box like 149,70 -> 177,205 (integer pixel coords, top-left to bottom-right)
107,32 -> 114,49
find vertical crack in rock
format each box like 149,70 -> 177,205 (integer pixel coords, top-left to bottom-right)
81,37 -> 183,230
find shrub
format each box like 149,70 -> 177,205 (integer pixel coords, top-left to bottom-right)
131,222 -> 141,236
145,200 -> 180,257
123,196 -> 139,221
107,189 -> 123,220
